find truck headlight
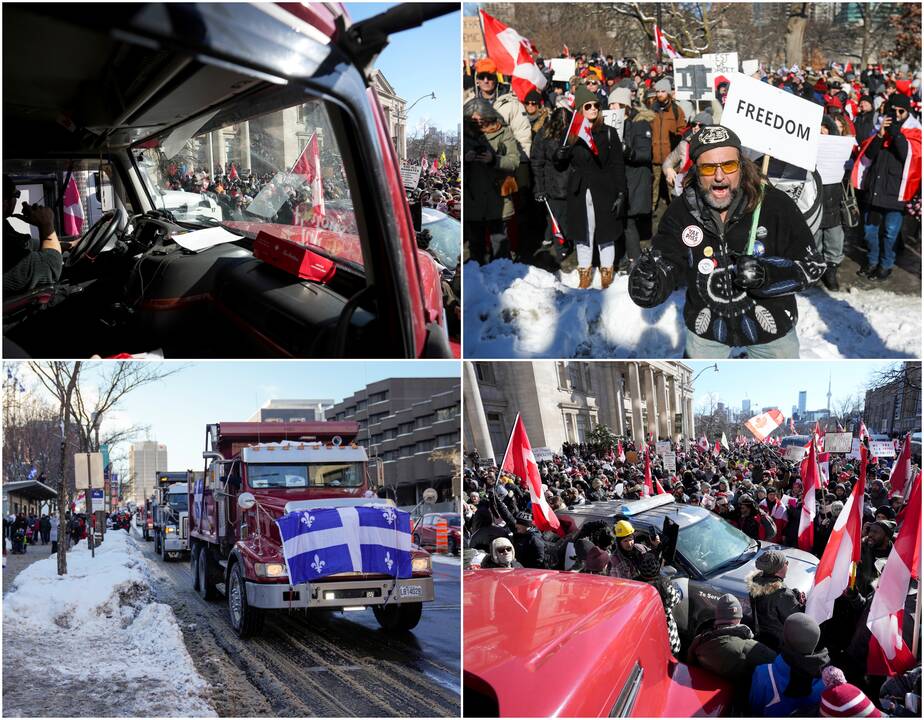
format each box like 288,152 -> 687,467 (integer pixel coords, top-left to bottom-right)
164,526 -> 175,534
255,562 -> 287,578
412,556 -> 431,573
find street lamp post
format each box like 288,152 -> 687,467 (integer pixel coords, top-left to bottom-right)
402,92 -> 436,159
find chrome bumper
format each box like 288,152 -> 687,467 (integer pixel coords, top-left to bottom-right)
163,536 -> 187,552
244,576 -> 435,610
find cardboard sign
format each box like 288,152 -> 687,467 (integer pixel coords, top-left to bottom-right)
673,58 -> 714,101
816,135 -> 857,184
656,441 -> 672,456
662,452 -> 676,472
704,52 -> 739,79
848,438 -> 861,459
741,59 -> 760,76
74,453 -> 104,489
722,72 -> 823,171
601,108 -> 625,139
550,58 -> 576,82
870,441 -> 896,458
400,163 -> 422,190
824,432 -> 854,454
533,447 -> 554,462
784,445 -> 807,462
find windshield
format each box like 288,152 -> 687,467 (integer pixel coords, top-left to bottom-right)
248,462 -> 364,489
676,513 -> 753,576
135,97 -> 362,267
165,494 -> 188,512
424,214 -> 461,269
446,515 -> 461,528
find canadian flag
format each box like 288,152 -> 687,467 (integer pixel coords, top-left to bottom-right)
655,478 -> 667,495
544,199 -> 567,246
798,440 -> 821,552
479,10 -> 547,103
817,452 -> 830,487
501,413 -> 563,536
745,409 -> 785,442
697,435 -> 709,452
859,419 -> 871,442
642,448 -> 653,498
867,471 -> 921,676
713,440 -> 721,457
617,440 -> 626,463
291,133 -> 325,218
889,433 -> 913,499
566,110 -> 598,155
652,23 -> 682,60
63,174 -> 85,236
805,446 -> 868,624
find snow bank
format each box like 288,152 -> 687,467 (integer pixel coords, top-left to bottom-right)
464,260 -> 920,359
3,531 -> 214,717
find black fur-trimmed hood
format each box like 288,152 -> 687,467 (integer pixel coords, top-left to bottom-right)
746,570 -> 784,597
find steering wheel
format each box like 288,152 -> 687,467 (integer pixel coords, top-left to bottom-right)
65,208 -> 128,268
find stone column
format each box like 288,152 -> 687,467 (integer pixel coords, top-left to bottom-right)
668,375 -> 678,440
463,363 -> 494,460
656,371 -> 670,440
629,363 -> 644,443
643,366 -> 659,441
240,121 -> 252,173
614,366 -> 626,436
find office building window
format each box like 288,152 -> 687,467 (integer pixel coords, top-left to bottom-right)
415,439 -> 435,453
415,414 -> 434,429
475,363 -> 495,384
370,412 -> 389,424
398,422 -> 414,435
369,390 -> 388,403
436,433 -> 458,447
383,428 -> 397,440
435,406 -> 459,422
398,445 -> 413,458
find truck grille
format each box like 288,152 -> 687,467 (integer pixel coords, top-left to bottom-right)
181,516 -> 188,539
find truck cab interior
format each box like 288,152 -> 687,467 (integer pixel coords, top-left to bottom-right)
3,3 -> 457,358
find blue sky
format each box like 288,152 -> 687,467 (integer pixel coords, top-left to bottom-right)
687,360 -> 898,416
345,3 -> 460,135
24,361 -> 459,475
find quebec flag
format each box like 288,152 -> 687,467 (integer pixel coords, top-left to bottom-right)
276,505 -> 413,586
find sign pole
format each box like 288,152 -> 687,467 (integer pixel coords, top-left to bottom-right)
85,453 -> 94,558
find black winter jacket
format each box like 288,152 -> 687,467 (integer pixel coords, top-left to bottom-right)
651,183 -> 826,346
859,120 -> 918,211
565,123 -> 628,246
745,571 -> 805,652
530,128 -> 570,200
621,109 -> 654,217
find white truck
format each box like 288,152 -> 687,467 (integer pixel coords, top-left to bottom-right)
153,480 -> 190,561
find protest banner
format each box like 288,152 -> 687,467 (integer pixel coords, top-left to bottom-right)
549,58 -> 576,82
722,72 -> 824,171
816,135 -> 858,184
870,441 -> 896,458
662,452 -> 676,472
704,52 -> 739,81
741,59 -> 760,76
656,441 -> 672,455
848,438 -> 862,459
533,447 -> 554,462
785,445 -> 808,462
824,432 -> 854,454
673,57 -> 714,101
601,108 -> 625,138
400,163 -> 423,190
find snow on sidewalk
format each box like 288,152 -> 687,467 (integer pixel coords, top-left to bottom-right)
464,259 -> 921,359
2,530 -> 215,718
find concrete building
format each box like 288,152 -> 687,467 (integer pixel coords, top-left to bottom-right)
329,378 -> 461,505
128,441 -> 168,506
464,361 -> 694,462
371,70 -> 407,161
864,362 -> 922,436
248,399 -> 333,423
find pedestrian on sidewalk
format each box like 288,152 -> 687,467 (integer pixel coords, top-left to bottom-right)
49,514 -> 59,554
40,514 -> 51,544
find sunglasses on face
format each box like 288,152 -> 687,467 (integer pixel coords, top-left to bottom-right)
477,73 -> 495,81
586,80 -> 599,86
583,102 -> 600,111
525,100 -> 539,106
496,546 -> 513,553
696,159 -> 740,176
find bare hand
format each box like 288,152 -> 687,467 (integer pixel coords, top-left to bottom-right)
879,117 -> 893,137
664,168 -> 677,187
15,203 -> 55,238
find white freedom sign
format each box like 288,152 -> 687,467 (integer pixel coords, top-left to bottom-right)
824,432 -> 854,454
722,72 -> 824,171
869,441 -> 896,458
662,452 -> 677,472
549,58 -> 576,82
533,447 -> 554,462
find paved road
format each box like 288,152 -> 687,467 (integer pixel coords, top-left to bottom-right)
135,530 -> 460,717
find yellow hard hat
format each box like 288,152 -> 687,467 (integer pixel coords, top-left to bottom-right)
614,520 -> 635,538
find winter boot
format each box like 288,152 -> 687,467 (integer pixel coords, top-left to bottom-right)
873,265 -> 892,281
600,266 -> 615,289
821,263 -> 840,291
577,267 -> 594,289
857,263 -> 878,278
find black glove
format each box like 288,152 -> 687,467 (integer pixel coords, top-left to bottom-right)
611,193 -> 626,216
554,144 -> 573,162
732,255 -> 767,289
628,249 -> 667,308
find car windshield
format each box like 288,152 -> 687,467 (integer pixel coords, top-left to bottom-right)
247,462 -> 364,489
446,515 -> 461,527
423,214 -> 460,269
165,494 -> 188,512
134,96 -> 362,269
676,513 -> 753,576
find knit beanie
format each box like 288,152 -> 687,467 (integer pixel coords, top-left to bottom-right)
654,78 -> 672,93
782,612 -> 820,655
573,83 -> 599,111
820,667 -> 881,717
714,593 -> 743,625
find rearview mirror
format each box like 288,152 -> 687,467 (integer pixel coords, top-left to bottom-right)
237,493 -> 256,511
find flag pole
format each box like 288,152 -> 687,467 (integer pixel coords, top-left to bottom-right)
498,412 -> 521,477
912,577 -> 921,659
563,110 -> 577,147
286,132 -> 315,176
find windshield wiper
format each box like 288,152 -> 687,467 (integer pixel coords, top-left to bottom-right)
148,207 -> 178,224
707,539 -> 759,576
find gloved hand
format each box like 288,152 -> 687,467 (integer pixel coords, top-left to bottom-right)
554,144 -> 573,162
732,255 -> 767,289
628,249 -> 666,308
534,192 -> 547,203
610,193 -> 626,216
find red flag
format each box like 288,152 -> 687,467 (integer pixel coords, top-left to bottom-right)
798,440 -> 820,551
501,414 -> 563,536
889,433 -> 913,499
806,446 -> 868,624
852,124 -> 921,202
745,409 -> 785,442
818,452 -> 830,487
565,110 -> 598,155
562,44 -> 570,58
617,440 -> 625,463
229,164 -> 239,181
63,174 -> 85,236
697,435 -> 709,452
713,440 -> 721,457
654,479 -> 666,495
479,10 -> 547,103
859,420 -> 870,441
867,472 -> 921,676
544,199 -> 567,246
643,448 -> 653,498
652,23 -> 682,60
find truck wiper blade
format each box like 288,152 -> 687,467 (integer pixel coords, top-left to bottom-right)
708,541 -> 759,575
148,207 -> 178,224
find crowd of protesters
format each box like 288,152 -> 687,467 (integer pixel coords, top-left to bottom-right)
463,433 -> 921,716
3,510 -> 89,555
463,51 -> 921,291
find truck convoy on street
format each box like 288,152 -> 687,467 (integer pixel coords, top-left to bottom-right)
150,471 -> 197,561
188,421 -> 435,637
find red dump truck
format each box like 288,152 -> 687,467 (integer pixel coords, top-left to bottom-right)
189,421 -> 435,637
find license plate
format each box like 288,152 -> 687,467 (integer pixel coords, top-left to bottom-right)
399,584 -> 423,598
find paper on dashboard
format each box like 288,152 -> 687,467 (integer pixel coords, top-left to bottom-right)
172,226 -> 243,252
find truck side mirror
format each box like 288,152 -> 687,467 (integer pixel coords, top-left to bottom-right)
237,493 -> 256,511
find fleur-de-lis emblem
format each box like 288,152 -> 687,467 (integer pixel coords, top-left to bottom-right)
382,507 -> 396,525
310,554 -> 325,574
384,552 -> 393,571
300,513 -> 315,528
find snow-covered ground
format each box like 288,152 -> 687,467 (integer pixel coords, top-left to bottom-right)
2,530 -> 215,717
464,259 -> 921,359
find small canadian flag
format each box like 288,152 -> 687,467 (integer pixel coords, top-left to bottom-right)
565,110 -> 597,155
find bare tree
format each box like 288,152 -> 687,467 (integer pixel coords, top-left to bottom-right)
609,2 -> 732,57
889,4 -> 922,66
831,393 -> 862,432
868,362 -> 922,393
784,3 -> 809,67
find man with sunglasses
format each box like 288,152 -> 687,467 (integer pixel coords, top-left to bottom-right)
853,92 -> 922,281
466,57 -> 533,158
3,175 -> 63,295
628,125 -> 826,358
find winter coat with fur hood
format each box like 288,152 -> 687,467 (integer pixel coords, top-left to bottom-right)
746,570 -> 805,652
688,623 -> 777,683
